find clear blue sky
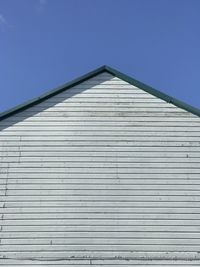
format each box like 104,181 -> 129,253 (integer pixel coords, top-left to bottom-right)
1,0 -> 200,112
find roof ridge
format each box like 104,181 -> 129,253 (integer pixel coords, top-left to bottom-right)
1,65 -> 200,121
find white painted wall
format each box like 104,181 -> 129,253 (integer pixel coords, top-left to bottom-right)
1,72 -> 200,266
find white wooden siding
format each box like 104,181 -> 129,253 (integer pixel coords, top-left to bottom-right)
1,72 -> 200,266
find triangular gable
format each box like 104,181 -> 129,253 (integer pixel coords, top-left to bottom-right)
1,65 -> 200,121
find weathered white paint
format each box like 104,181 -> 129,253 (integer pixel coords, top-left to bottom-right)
1,72 -> 200,266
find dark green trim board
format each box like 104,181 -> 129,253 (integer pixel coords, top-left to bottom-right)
1,65 -> 200,120
0,66 -> 106,121
105,66 -> 200,117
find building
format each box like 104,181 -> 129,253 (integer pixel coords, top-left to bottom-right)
1,65 -> 200,266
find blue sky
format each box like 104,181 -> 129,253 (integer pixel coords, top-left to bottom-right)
0,0 -> 200,112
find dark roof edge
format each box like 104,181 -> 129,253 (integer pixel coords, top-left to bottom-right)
0,65 -> 106,121
104,65 -> 200,117
1,65 -> 200,121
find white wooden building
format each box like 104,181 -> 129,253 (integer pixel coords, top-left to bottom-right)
1,65 -> 200,267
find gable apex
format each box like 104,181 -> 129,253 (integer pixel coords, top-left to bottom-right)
1,65 -> 200,121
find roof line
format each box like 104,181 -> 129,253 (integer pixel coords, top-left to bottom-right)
1,65 -> 200,121
0,65 -> 106,121
104,65 -> 200,117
